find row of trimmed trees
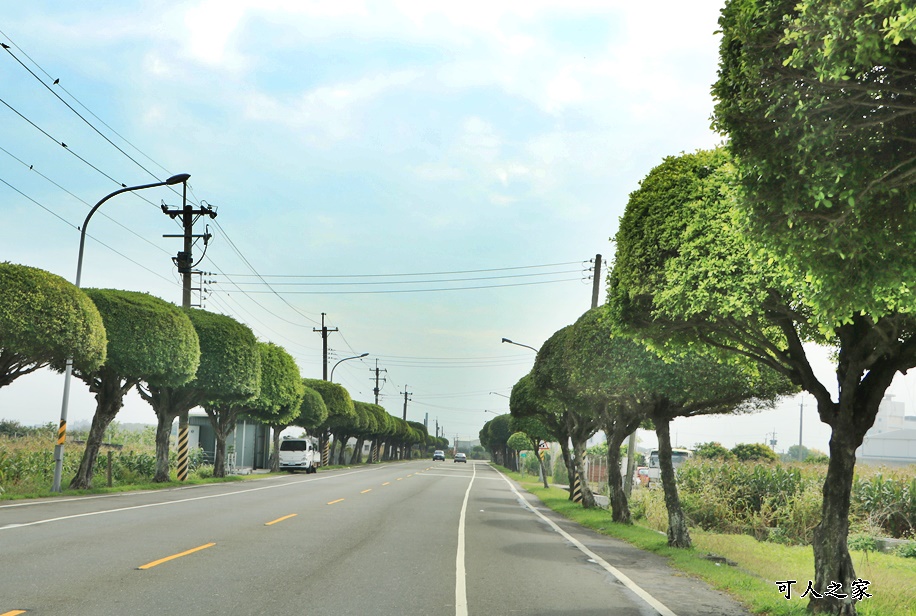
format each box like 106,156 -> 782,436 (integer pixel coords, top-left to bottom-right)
0,262 -> 446,488
490,2 -> 916,611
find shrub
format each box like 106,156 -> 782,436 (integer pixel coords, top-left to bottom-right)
731,443 -> 779,462
896,542 -> 916,559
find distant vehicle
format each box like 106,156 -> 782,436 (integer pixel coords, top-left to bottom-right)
636,466 -> 649,487
278,437 -> 319,473
646,448 -> 692,486
433,450 -> 445,461
454,452 -> 467,463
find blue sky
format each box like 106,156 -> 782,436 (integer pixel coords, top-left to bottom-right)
4,0 -> 909,453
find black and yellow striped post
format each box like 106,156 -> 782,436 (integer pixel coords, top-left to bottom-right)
370,443 -> 378,464
176,424 -> 190,481
572,473 -> 584,504
57,419 -> 67,446
322,440 -> 331,467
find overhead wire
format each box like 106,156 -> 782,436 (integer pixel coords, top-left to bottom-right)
212,277 -> 581,295
0,175 -> 178,285
0,30 -> 196,206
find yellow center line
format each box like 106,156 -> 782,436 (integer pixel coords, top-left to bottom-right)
382,482 -> 391,486
2,610 -> 28,616
327,498 -> 345,505
137,543 -> 215,570
396,477 -> 404,481
265,514 -> 297,526
361,489 -> 372,494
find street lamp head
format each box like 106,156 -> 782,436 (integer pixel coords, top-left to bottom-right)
166,173 -> 191,185
501,338 -> 512,344
358,352 -> 369,358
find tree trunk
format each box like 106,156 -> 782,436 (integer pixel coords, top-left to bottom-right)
605,434 -> 630,524
153,408 -> 176,482
571,437 -> 597,508
537,450 -> 548,489
655,416 -> 691,548
205,407 -> 239,478
559,440 -> 574,500
70,375 -> 129,490
352,438 -> 364,464
808,394 -> 877,615
269,425 -> 282,472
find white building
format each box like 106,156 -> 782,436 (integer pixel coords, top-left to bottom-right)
856,395 -> 916,466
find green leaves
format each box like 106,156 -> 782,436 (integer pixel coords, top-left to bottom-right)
714,0 -> 916,322
83,289 -> 199,388
0,262 -> 106,381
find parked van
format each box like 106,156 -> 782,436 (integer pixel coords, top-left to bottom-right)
646,448 -> 692,486
279,437 -> 319,473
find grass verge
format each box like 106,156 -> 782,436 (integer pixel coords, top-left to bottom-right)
500,468 -> 916,616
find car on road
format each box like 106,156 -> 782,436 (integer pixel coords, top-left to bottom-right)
454,452 -> 467,463
278,437 -> 319,473
433,450 -> 445,461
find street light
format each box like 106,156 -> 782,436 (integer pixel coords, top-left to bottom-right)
501,337 -> 539,353
489,392 -> 510,399
52,173 -> 191,492
330,352 -> 369,382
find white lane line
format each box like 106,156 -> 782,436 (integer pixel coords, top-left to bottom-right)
494,468 -> 678,616
455,461 -> 477,616
0,467 -> 383,531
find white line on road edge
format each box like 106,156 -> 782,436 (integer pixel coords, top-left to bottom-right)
455,461 -> 477,616
0,467 -> 381,531
494,468 -> 678,616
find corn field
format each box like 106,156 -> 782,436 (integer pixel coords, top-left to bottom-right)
626,459 -> 916,545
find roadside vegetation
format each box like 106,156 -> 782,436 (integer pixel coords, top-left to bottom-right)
502,465 -> 916,616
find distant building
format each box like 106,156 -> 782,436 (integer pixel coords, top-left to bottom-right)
872,395 -> 906,434
174,414 -> 271,471
856,395 -> 916,466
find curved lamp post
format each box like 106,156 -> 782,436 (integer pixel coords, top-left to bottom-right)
501,337 -> 539,353
52,173 -> 191,492
330,352 -> 369,383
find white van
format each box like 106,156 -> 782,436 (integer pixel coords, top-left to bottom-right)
279,438 -> 319,473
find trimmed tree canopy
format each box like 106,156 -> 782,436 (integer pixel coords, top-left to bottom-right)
246,342 -> 303,420
302,379 -> 356,431
82,289 -> 199,387
0,262 -> 106,385
713,0 -> 916,322
296,385 -> 329,431
187,309 -> 261,404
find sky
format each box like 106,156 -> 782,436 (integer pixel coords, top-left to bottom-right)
3,1 -> 914,455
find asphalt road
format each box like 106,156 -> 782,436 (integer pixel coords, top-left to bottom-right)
1,461 -> 752,615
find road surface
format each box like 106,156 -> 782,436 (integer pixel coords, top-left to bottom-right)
1,460 -> 751,615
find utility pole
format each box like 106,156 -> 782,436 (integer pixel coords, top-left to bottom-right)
401,386 -> 412,420
313,312 -> 339,380
161,183 -> 217,482
370,359 -> 387,405
798,398 -> 805,461
591,253 -> 603,309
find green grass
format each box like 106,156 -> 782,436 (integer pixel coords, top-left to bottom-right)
500,468 -> 916,616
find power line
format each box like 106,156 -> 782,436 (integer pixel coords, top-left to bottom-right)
0,143 -> 173,257
219,269 -> 581,286
210,277 -> 581,295
0,94 -> 128,188
2,43 -> 163,184
0,30 -> 193,206
221,261 -> 582,278
0,175 -> 178,285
